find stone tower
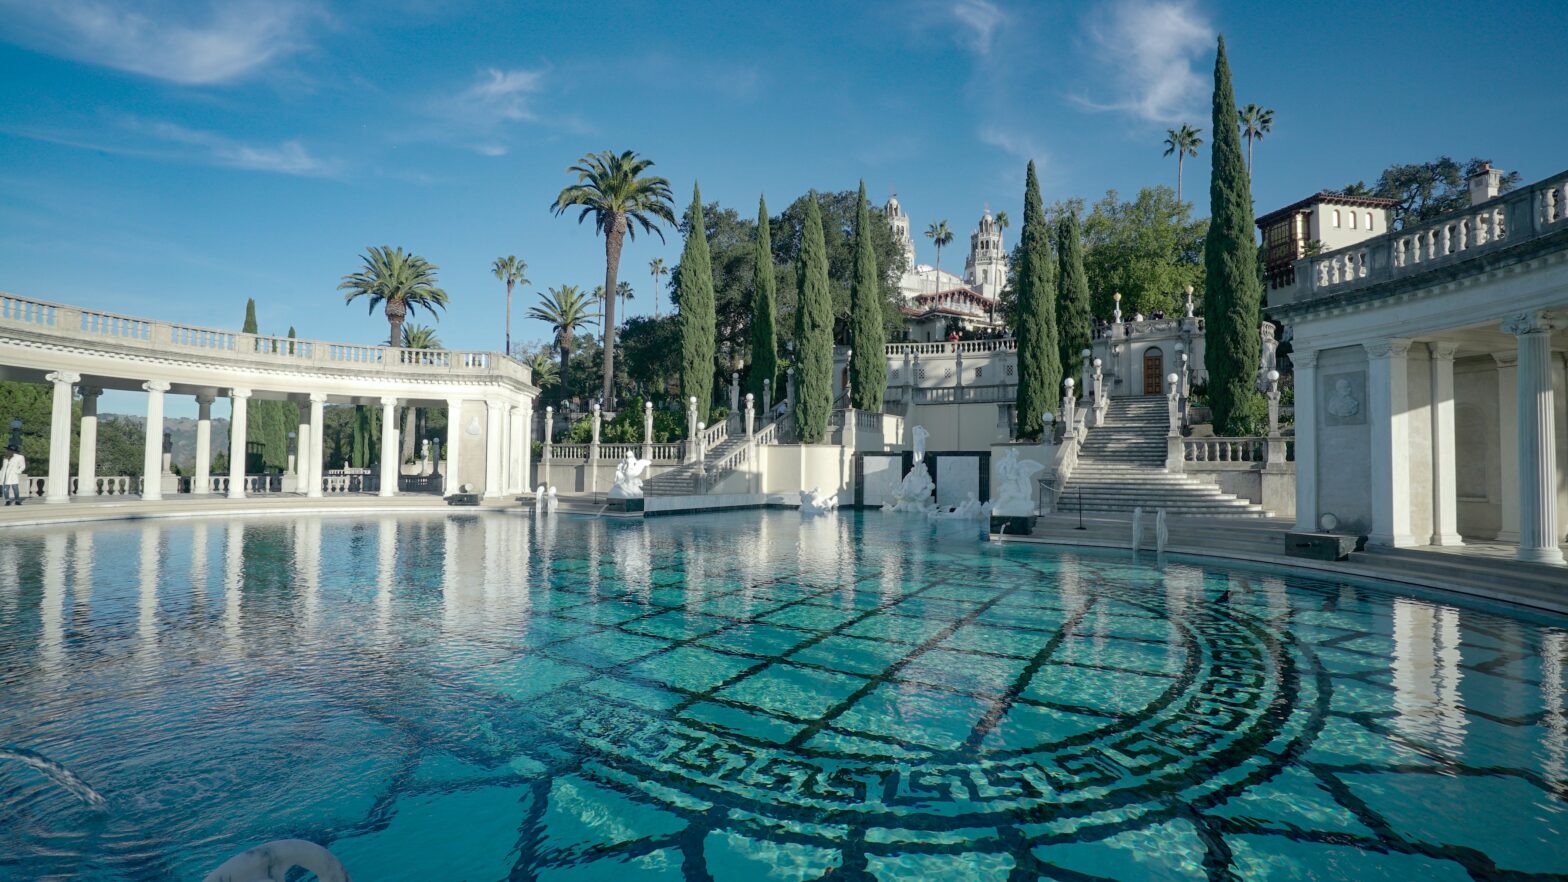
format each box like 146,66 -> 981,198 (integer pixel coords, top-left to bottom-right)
965,207 -> 1007,299
885,194 -> 916,268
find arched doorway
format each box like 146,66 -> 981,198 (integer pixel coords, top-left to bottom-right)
1142,348 -> 1164,395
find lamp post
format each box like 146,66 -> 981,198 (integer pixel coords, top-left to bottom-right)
7,418 -> 20,450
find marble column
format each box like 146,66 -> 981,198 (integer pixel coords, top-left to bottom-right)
486,400 -> 504,498
509,404 -> 525,494
292,398 -> 310,497
306,394 -> 326,498
227,388 -> 250,500
193,393 -> 214,495
1292,349 -> 1319,532
445,399 -> 463,495
519,400 -> 533,494
1495,352 -> 1520,541
141,381 -> 170,501
45,371 -> 79,503
1367,339 -> 1416,547
76,385 -> 101,497
379,396 -> 399,497
1429,343 -> 1463,546
1504,312 -> 1564,564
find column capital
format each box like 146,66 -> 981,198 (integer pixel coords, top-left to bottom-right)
195,392 -> 216,406
379,395 -> 398,407
229,387 -> 252,399
79,385 -> 103,399
143,380 -> 171,393
46,371 -> 82,385
1501,310 -> 1559,336
1493,351 -> 1519,368
1291,349 -> 1317,369
1363,339 -> 1412,359
1429,341 -> 1460,361
308,392 -> 328,404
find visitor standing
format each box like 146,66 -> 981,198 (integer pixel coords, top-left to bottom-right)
1,445 -> 24,505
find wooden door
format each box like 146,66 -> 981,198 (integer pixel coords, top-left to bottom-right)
1142,349 -> 1164,395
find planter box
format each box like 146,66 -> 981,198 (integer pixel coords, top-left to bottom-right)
1283,531 -> 1362,561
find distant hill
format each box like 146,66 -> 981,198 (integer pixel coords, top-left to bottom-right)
102,413 -> 231,473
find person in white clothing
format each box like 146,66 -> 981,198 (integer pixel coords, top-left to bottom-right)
1,445 -> 24,505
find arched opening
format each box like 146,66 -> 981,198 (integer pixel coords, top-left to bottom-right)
1142,347 -> 1165,395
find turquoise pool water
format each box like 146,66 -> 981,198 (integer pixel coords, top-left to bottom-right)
0,511 -> 1564,881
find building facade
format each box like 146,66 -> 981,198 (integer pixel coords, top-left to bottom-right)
1270,167 -> 1568,564
885,196 -> 1010,341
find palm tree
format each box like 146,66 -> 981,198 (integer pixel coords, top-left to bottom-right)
492,255 -> 528,357
1237,104 -> 1274,177
925,220 -> 954,293
994,211 -> 1010,237
339,246 -> 449,347
526,284 -> 599,400
525,352 -> 560,389
1163,124 -> 1203,203
616,281 -> 634,326
551,149 -> 676,407
649,257 -> 666,318
398,323 -> 442,463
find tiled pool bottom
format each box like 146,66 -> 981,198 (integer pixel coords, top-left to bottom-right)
0,513 -> 1564,881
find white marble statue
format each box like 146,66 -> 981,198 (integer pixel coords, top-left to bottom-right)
1257,322 -> 1279,390
608,451 -> 652,499
991,448 -> 1045,517
884,461 -> 937,513
800,487 -> 839,516
928,492 -> 992,520
911,425 -> 929,462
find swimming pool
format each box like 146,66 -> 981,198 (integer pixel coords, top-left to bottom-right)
0,511 -> 1563,880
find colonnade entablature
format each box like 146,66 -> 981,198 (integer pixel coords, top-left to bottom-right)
0,291 -> 539,504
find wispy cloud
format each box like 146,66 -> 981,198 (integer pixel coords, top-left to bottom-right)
979,127 -> 1044,164
12,116 -> 340,177
0,0 -> 320,85
421,66 -> 587,156
949,0 -> 1007,54
127,119 -> 339,175
1075,0 -> 1213,124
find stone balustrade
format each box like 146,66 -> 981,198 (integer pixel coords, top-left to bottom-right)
1182,436 -> 1295,464
1283,169 -> 1568,304
0,291 -> 530,384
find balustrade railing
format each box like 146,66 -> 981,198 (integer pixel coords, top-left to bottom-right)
0,291 -> 531,384
883,338 -> 1017,356
1293,169 -> 1568,302
698,417 -> 729,448
1184,437 -> 1264,462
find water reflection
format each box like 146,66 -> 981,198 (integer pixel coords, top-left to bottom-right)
40,533 -> 65,676
1392,598 -> 1466,751
223,521 -> 243,649
137,526 -> 161,662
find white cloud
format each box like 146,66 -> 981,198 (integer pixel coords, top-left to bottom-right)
949,0 -> 1007,55
12,117 -> 340,177
0,0 -> 319,85
1077,0 -> 1213,124
422,66 -> 575,156
133,120 -> 339,175
979,127 -> 1045,165
460,67 -> 546,123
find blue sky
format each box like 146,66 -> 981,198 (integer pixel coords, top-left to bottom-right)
2,0 -> 1566,416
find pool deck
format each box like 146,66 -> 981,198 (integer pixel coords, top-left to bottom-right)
1006,512 -> 1568,617
0,493 -> 514,528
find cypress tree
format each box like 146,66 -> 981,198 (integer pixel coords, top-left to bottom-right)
848,181 -> 887,411
242,298 -> 259,335
677,182 -> 717,417
793,193 -> 833,443
748,194 -> 779,401
240,299 -> 284,472
1013,161 -> 1061,439
1203,35 -> 1265,434
1055,211 -> 1093,385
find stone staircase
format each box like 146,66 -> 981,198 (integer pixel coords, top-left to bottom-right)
644,433 -> 751,496
1059,397 -> 1268,517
